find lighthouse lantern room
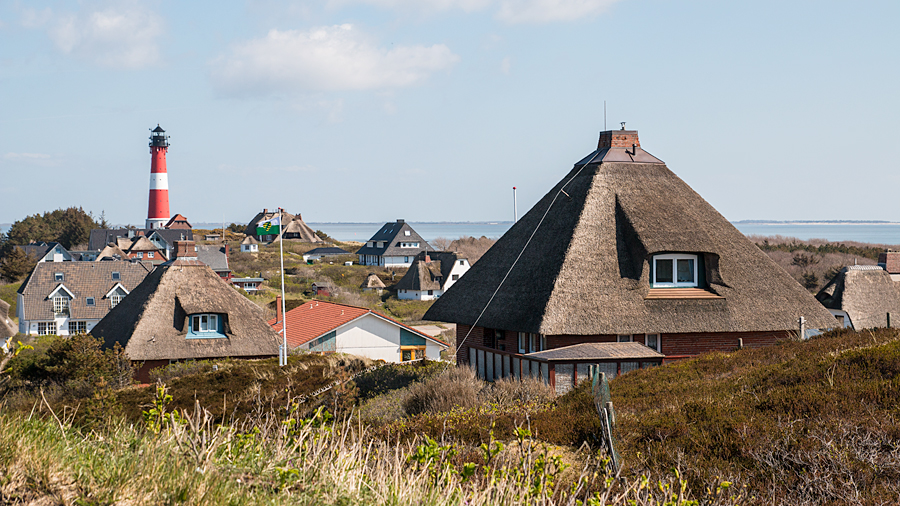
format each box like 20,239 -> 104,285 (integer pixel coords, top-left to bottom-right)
146,124 -> 171,230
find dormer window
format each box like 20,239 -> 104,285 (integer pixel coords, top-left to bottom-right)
652,254 -> 698,287
188,313 -> 226,338
53,295 -> 70,316
86,297 -> 95,306
55,272 -> 64,281
112,272 -> 120,280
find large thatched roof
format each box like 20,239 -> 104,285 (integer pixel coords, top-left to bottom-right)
92,257 -> 279,361
424,129 -> 836,335
816,265 -> 900,330
244,210 -> 323,243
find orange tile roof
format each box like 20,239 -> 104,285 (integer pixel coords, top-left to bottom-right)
268,300 -> 448,349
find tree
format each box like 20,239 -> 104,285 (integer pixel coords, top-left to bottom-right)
0,247 -> 37,282
6,207 -> 99,249
315,230 -> 332,242
430,237 -> 453,251
801,272 -> 819,291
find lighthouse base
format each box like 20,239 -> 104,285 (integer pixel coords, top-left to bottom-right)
146,218 -> 168,230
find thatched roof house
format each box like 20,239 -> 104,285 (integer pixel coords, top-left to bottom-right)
92,240 -> 279,381
816,265 -> 900,330
240,235 -> 259,253
395,251 -> 470,301
360,273 -> 386,291
244,209 -> 323,243
96,242 -> 129,261
424,128 -> 836,370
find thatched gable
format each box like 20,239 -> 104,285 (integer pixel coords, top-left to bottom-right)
425,129 -> 836,335
395,251 -> 463,291
816,265 -> 900,330
96,243 -> 128,261
92,258 -> 279,361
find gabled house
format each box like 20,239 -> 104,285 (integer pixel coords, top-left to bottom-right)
231,277 -> 264,292
92,241 -> 279,382
96,243 -> 129,261
312,281 -> 335,297
164,214 -> 192,230
355,220 -> 434,268
816,265 -> 900,330
240,236 -> 259,253
303,247 -> 350,262
396,251 -> 470,301
16,261 -> 152,336
424,128 -> 836,387
118,236 -> 165,263
88,228 -> 193,261
270,298 -> 448,362
197,244 -> 232,281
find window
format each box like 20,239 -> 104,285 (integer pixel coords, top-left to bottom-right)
617,334 -> 632,342
110,294 -> 124,308
148,251 -> 154,258
136,252 -> 143,259
452,274 -> 459,281
646,334 -> 660,352
459,260 -> 464,265
53,295 -> 70,316
400,242 -> 419,248
652,254 -> 698,288
530,333 -> 545,353
112,272 -> 120,280
518,332 -> 528,353
86,297 -> 95,306
404,256 -> 409,263
401,347 -> 426,361
38,322 -> 57,335
427,290 -> 433,296
55,272 -> 64,281
189,314 -> 222,336
68,321 -> 87,334
404,230 -> 411,236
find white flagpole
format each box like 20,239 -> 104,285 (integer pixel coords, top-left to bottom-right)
279,208 -> 287,366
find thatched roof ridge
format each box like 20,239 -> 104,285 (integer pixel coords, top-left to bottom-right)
816,266 -> 900,329
424,132 -> 836,335
241,236 -> 259,245
278,214 -> 323,243
96,243 -> 128,261
92,262 -> 279,361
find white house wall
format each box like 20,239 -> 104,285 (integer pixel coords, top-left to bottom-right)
398,289 -> 443,301
335,314 -> 403,362
444,260 -> 470,291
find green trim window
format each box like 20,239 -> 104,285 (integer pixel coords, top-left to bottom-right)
652,254 -> 698,288
188,313 -> 226,338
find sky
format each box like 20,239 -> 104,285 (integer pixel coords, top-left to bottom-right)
1,0 -> 899,227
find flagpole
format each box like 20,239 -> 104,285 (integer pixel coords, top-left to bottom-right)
278,208 -> 287,367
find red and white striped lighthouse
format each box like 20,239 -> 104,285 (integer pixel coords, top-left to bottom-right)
146,125 -> 171,230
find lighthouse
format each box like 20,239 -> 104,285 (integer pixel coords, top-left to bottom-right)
146,125 -> 171,230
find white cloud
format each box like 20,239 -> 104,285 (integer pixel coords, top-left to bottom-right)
23,3 -> 164,69
210,24 -> 459,96
334,0 -> 623,23
3,152 -> 59,167
497,0 -> 622,23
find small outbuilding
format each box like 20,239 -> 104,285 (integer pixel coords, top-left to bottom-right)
240,236 -> 259,253
92,241 -> 279,382
303,247 -> 351,262
360,273 -> 386,293
816,265 -> 900,330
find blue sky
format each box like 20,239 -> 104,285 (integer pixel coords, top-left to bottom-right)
2,0 -> 898,226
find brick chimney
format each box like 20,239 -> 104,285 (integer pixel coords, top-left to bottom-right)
174,240 -> 197,259
598,129 -> 641,149
878,250 -> 900,275
275,295 -> 283,324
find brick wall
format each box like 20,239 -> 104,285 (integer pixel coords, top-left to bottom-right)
878,250 -> 900,274
598,130 -> 641,149
458,325 -> 792,363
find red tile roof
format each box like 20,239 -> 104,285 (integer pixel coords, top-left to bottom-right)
268,300 -> 448,349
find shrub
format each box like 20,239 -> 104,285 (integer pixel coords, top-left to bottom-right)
482,376 -> 557,409
149,360 -> 218,383
404,366 -> 485,416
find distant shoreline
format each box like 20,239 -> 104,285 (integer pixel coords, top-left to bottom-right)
733,220 -> 900,226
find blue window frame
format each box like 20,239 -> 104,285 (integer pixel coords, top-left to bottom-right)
187,313 -> 226,338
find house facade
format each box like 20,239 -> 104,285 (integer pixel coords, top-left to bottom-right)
92,241 -> 279,382
231,277 -> 264,291
17,261 -> 152,336
355,220 -> 434,268
424,128 -> 836,378
396,251 -> 470,301
88,228 -> 193,262
270,298 -> 448,362
240,236 -> 259,253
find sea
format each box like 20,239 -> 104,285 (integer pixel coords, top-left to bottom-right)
305,221 -> 900,246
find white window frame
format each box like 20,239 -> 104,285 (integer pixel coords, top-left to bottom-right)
54,272 -> 64,281
191,314 -> 219,333
38,322 -> 57,335
68,320 -> 87,335
53,295 -> 70,315
652,253 -> 699,288
86,297 -> 95,306
404,230 -> 411,236
148,251 -> 154,258
518,332 -> 528,353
